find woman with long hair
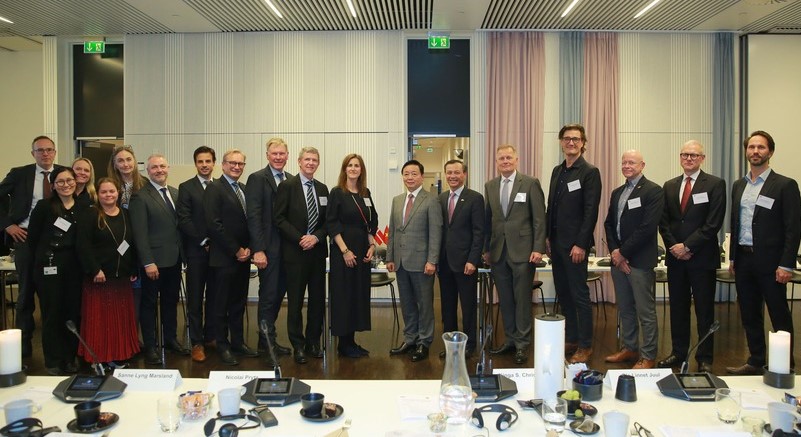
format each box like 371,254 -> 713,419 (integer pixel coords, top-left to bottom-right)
76,178 -> 140,368
72,157 -> 97,208
326,154 -> 378,357
27,167 -> 86,375
107,145 -> 145,209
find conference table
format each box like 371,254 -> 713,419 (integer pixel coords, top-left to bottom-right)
0,374 -> 792,436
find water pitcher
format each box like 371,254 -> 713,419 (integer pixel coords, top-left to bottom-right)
439,331 -> 474,424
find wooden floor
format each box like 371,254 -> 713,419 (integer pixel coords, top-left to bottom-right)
10,297 -> 801,379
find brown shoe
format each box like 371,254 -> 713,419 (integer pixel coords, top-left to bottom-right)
605,348 -> 639,363
632,358 -> 655,369
725,363 -> 762,375
191,345 -> 207,363
569,348 -> 593,364
565,342 -> 579,355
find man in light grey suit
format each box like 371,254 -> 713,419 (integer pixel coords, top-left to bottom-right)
484,144 -> 547,365
386,160 -> 443,362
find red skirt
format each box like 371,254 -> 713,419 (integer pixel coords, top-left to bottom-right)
78,277 -> 140,362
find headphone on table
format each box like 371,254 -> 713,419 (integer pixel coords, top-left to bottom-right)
203,412 -> 261,437
0,418 -> 61,437
471,404 -> 519,431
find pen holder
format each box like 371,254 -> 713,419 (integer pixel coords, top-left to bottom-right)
763,366 -> 795,389
0,366 -> 27,388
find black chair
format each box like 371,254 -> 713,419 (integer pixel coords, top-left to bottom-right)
715,270 -> 736,308
586,272 -> 606,321
655,246 -> 668,312
371,246 -> 399,335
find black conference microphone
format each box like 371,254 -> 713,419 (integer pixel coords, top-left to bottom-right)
259,320 -> 282,379
65,320 -> 105,376
680,320 -> 721,374
475,325 -> 493,377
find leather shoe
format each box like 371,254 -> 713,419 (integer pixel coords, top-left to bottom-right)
726,363 -> 762,375
698,362 -> 713,373
338,345 -> 363,358
62,361 -> 78,374
514,348 -> 528,364
294,349 -> 308,364
569,348 -> 593,364
45,367 -> 63,376
355,344 -> 369,356
191,345 -> 207,363
490,343 -> 515,355
144,348 -> 163,365
273,342 -> 291,356
390,342 -> 415,355
232,344 -> 260,358
305,344 -> 324,358
605,348 -> 639,363
565,342 -> 579,355
439,350 -> 446,359
632,358 -> 656,369
165,339 -> 190,355
657,354 -> 684,368
220,349 -> 239,366
411,345 -> 429,362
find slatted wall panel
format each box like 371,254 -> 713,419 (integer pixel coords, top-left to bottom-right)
469,32 -> 488,191
42,36 -> 58,140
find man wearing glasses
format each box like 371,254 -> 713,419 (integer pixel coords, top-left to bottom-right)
0,135 -> 62,356
657,141 -> 726,373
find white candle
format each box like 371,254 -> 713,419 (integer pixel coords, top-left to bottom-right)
0,329 -> 22,374
768,330 -> 791,374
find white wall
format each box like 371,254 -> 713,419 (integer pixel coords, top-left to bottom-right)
0,51 -> 44,171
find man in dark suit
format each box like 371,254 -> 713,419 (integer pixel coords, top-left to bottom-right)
484,144 -> 546,365
274,146 -> 329,364
437,160 -> 483,359
245,138 -> 292,361
657,140 -> 726,373
0,135 -> 61,355
726,130 -> 801,375
205,149 -> 259,366
386,160 -> 442,362
176,146 -> 217,363
130,154 -> 189,365
603,150 -> 664,369
546,125 -> 602,364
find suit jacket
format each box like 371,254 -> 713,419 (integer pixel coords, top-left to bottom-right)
659,170 -> 726,270
386,188 -> 442,272
439,187 -> 484,272
603,175 -> 664,269
546,156 -> 602,251
245,167 -> 292,258
0,163 -> 65,230
128,182 -> 182,268
730,170 -> 801,270
176,176 -> 210,260
204,177 -> 251,268
484,173 -> 546,264
273,174 -> 329,263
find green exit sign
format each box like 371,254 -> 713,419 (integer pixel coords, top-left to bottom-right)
428,36 -> 450,49
83,41 -> 105,54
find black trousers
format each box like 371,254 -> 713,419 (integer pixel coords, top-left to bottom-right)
185,254 -> 216,346
666,263 -> 716,363
550,244 -> 593,348
437,255 -> 477,350
212,262 -> 250,350
12,239 -> 36,343
256,251 -> 287,348
140,263 -> 181,350
284,257 -> 326,350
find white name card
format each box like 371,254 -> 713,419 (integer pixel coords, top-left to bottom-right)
207,371 -> 275,392
113,368 -> 182,392
604,368 -> 672,391
493,368 -> 536,397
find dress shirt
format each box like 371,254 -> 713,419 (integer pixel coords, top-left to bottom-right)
197,175 -> 212,189
616,174 -> 643,240
678,169 -> 700,203
738,168 -> 772,247
149,179 -> 175,210
21,164 -> 54,228
403,186 -> 424,221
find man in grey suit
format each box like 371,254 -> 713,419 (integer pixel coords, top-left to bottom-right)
130,154 -> 189,366
387,160 -> 442,362
484,144 -> 546,365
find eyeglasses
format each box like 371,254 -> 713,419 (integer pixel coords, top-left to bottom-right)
680,153 -> 704,160
225,161 -> 246,168
634,422 -> 653,437
561,137 -> 583,144
54,178 -> 76,187
33,148 -> 56,154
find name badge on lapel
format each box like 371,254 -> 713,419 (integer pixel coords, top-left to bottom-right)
319,197 -> 328,206
756,195 -> 775,210
627,198 -> 642,209
514,193 -> 527,203
567,180 -> 581,192
692,192 -> 709,204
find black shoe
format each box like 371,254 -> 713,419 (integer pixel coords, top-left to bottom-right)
45,366 -> 63,376
726,363 -> 762,375
62,361 -> 78,374
657,354 -> 684,369
514,348 -> 528,365
390,342 -> 415,355
165,339 -> 190,355
338,345 -> 363,358
438,350 -> 446,359
294,349 -> 308,364
108,361 -> 129,369
305,344 -> 324,358
220,349 -> 240,366
144,348 -> 163,365
273,342 -> 291,356
490,343 -> 515,355
411,345 -> 429,362
232,344 -> 259,358
355,344 -> 369,356
698,362 -> 713,373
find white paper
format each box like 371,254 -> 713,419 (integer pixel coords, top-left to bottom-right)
319,196 -> 328,206
740,388 -> 775,410
567,180 -> 581,192
113,368 -> 182,392
756,195 -> 775,209
627,197 -> 642,209
54,217 -> 72,231
603,368 -> 672,390
206,370 -> 275,392
396,394 -> 437,420
693,192 -> 709,204
514,192 -> 527,202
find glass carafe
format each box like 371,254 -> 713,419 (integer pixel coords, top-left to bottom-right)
439,331 -> 474,424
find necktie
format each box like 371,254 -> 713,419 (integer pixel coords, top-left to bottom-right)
42,171 -> 51,199
616,181 -> 633,239
232,182 -> 246,213
403,193 -> 414,225
305,180 -> 318,233
276,173 -> 285,185
680,177 -> 692,214
448,192 -> 457,223
501,179 -> 511,216
202,179 -> 209,189
160,187 -> 175,214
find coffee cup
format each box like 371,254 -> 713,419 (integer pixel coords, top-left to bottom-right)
2,399 -> 41,425
74,401 -> 101,429
301,393 -> 325,417
217,386 -> 246,417
603,411 -> 630,437
768,401 -> 801,433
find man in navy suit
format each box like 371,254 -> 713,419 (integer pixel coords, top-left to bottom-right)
727,131 -> 801,375
657,140 -> 725,373
437,160 -> 483,359
176,146 -> 217,363
0,135 -> 61,355
603,150 -> 664,369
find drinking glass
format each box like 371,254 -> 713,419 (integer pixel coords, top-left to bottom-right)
157,397 -> 181,432
715,388 -> 741,424
542,398 -> 568,434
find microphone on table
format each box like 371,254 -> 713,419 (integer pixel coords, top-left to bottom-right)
259,320 -> 282,379
680,320 -> 720,374
65,320 -> 105,376
475,325 -> 493,377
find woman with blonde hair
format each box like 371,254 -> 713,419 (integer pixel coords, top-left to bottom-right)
107,145 -> 145,209
72,157 -> 97,208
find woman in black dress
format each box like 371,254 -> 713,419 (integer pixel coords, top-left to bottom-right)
327,154 -> 378,357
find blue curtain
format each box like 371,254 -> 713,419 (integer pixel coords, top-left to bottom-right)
559,32 -> 584,127
712,33 -> 736,235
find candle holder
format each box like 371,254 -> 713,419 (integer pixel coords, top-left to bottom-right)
763,366 -> 795,389
0,365 -> 27,388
